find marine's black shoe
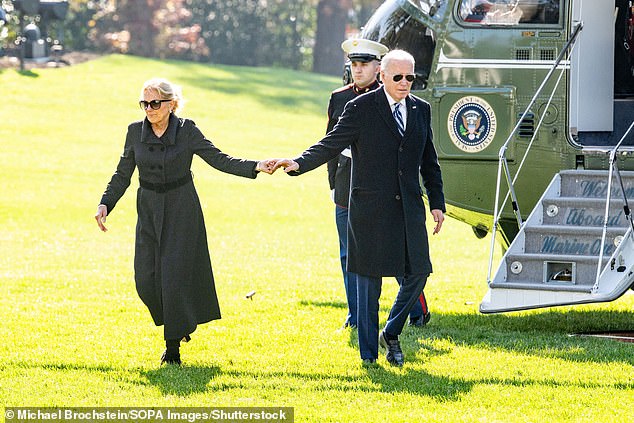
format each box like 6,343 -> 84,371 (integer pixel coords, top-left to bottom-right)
409,312 -> 431,327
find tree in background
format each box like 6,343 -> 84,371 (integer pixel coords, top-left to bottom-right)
154,0 -> 209,61
186,0 -> 315,69
0,0 -> 16,51
312,0 -> 382,75
115,0 -> 161,57
1,0 -> 383,72
64,1 -> 116,52
312,0 -> 349,75
187,0 -> 266,67
264,0 -> 315,70
63,0 -> 206,59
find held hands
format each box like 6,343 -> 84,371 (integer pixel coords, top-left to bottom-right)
256,159 -> 299,174
255,159 -> 278,174
271,159 -> 299,173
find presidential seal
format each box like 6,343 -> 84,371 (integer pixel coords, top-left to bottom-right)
447,96 -> 497,153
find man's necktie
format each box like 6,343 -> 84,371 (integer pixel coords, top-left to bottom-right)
393,103 -> 405,136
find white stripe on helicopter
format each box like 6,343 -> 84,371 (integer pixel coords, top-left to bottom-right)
436,49 -> 571,71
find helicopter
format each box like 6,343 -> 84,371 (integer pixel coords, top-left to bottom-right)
357,0 -> 634,312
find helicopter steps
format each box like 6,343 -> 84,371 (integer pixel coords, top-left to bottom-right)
481,170 -> 634,313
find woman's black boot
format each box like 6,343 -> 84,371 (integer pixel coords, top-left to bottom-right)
161,339 -> 181,365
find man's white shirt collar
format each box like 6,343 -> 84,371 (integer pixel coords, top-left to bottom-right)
384,87 -> 407,128
384,88 -> 406,108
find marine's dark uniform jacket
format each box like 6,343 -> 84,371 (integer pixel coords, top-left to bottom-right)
100,114 -> 259,340
292,88 -> 445,278
326,80 -> 381,207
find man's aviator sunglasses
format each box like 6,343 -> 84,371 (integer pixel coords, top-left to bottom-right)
139,99 -> 171,110
391,74 -> 416,82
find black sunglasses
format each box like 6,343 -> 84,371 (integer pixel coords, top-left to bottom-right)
391,74 -> 416,82
139,99 -> 171,110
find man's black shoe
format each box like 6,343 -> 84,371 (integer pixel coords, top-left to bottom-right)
379,331 -> 404,367
362,358 -> 377,366
409,312 -> 431,327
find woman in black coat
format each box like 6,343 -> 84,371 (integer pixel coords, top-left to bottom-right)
95,78 -> 274,365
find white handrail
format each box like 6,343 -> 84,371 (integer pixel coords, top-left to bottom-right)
592,120 -> 634,293
487,22 -> 584,284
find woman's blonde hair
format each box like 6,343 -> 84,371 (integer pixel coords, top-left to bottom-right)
141,78 -> 185,114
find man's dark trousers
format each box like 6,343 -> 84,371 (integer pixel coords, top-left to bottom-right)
336,205 -> 358,326
337,205 -> 425,327
355,272 -> 427,360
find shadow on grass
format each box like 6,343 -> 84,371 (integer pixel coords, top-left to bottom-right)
12,355 -> 632,403
17,69 -> 39,78
220,368 -> 472,401
300,299 -> 393,313
140,364 -> 222,396
0,68 -> 40,77
15,361 -> 118,373
425,309 -> 634,364
12,360 -> 472,401
299,300 -> 347,309
378,308 -> 634,369
362,365 -> 634,399
306,298 -> 633,373
223,359 -> 633,402
7,361 -> 222,398
363,367 -> 475,399
356,307 -> 634,397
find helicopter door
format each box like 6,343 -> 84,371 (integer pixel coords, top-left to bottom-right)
570,0 -> 615,134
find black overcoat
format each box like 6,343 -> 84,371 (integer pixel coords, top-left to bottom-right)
100,114 -> 258,340
293,88 -> 445,278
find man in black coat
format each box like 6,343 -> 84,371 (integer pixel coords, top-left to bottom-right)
274,50 -> 445,366
329,39 -> 432,331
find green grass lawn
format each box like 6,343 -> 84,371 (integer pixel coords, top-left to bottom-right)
0,55 -> 632,422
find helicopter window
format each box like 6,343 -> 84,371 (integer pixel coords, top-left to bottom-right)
458,0 -> 560,26
361,2 -> 436,89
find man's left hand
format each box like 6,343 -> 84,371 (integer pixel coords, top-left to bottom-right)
273,159 -> 299,173
431,209 -> 444,235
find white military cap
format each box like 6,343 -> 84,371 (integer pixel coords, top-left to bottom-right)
341,38 -> 389,62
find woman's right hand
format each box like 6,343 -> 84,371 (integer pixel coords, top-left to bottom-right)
95,204 -> 108,232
